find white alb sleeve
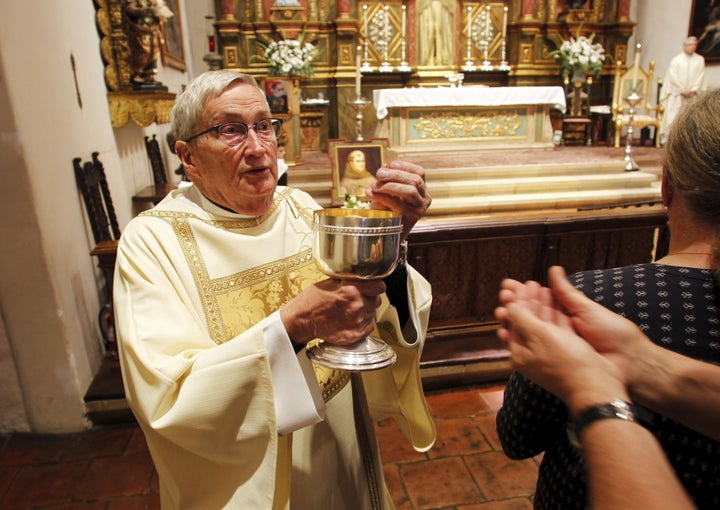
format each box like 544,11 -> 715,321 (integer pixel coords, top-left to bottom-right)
262,310 -> 326,435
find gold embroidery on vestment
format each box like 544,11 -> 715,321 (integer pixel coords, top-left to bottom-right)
312,363 -> 351,402
151,192 -> 349,401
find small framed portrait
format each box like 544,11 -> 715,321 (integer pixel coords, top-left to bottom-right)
160,0 -> 186,70
329,139 -> 388,205
263,78 -> 290,114
690,0 -> 720,61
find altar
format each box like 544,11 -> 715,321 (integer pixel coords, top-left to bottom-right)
373,86 -> 566,153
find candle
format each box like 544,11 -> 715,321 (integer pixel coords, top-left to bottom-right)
355,45 -> 362,96
485,5 -> 491,41
502,6 -> 508,38
402,5 -> 407,40
467,6 -> 472,37
632,43 -> 641,89
363,4 -> 368,38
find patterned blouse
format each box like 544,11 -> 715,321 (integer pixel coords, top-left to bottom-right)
496,263 -> 720,509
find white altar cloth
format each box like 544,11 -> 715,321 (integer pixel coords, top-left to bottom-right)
373,86 -> 567,120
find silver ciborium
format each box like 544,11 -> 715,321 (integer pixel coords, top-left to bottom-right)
308,208 -> 403,371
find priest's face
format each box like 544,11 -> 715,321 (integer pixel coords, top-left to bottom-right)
347,150 -> 367,175
683,39 -> 698,55
176,82 -> 279,216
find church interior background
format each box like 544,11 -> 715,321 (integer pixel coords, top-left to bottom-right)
0,0 -> 717,439
208,0 -> 636,151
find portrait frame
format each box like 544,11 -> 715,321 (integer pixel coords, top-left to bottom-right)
161,0 -> 187,71
263,78 -> 291,114
689,0 -> 720,62
329,138 -> 388,205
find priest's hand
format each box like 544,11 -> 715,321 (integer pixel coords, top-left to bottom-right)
280,279 -> 386,346
366,160 -> 432,240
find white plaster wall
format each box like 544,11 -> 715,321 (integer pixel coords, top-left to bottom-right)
0,312 -> 28,433
631,0 -> 720,88
0,0 -> 187,433
0,1 -> 111,433
185,0 -> 217,78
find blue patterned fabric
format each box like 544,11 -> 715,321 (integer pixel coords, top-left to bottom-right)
497,263 -> 720,509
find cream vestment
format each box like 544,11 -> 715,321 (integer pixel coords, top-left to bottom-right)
114,185 -> 435,509
660,51 -> 705,139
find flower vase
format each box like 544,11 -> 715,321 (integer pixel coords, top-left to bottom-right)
571,70 -> 587,87
568,70 -> 588,117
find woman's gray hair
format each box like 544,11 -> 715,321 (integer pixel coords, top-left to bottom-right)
170,71 -> 263,142
663,87 -> 720,276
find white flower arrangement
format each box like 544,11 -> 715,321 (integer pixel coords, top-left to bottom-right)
255,35 -> 319,77
342,194 -> 371,209
551,33 -> 607,79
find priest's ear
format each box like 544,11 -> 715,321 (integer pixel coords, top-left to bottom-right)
175,140 -> 199,181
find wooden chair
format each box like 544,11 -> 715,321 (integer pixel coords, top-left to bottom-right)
562,75 -> 593,146
640,78 -> 663,146
132,135 -> 178,206
145,134 -> 167,186
73,152 -> 119,357
611,60 -> 663,148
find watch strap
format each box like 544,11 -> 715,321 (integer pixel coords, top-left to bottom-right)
398,240 -> 408,267
567,399 -> 652,448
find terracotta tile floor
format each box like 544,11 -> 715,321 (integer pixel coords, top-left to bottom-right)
0,383 -> 539,509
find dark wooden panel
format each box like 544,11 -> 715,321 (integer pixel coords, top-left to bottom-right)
409,205 -> 668,387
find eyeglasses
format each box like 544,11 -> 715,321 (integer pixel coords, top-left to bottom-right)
184,118 -> 283,146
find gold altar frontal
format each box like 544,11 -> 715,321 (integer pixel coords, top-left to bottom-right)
378,104 -> 556,153
373,86 -> 566,154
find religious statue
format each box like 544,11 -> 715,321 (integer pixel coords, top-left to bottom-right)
418,0 -> 456,66
123,0 -> 174,87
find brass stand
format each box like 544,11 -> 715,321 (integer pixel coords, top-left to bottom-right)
361,39 -> 373,72
348,96 -> 371,141
398,34 -> 411,72
203,53 -> 223,70
498,37 -> 511,71
623,92 -> 641,172
480,39 -> 493,71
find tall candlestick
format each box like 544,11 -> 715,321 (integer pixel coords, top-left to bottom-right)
402,4 -> 407,40
632,43 -> 641,89
502,6 -> 508,38
355,46 -> 362,97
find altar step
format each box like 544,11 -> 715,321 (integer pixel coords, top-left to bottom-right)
287,155 -> 661,214
428,172 -> 660,214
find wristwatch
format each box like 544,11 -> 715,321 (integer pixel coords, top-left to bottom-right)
567,399 -> 652,449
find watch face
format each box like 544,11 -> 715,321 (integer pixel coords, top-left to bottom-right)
611,400 -> 634,421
